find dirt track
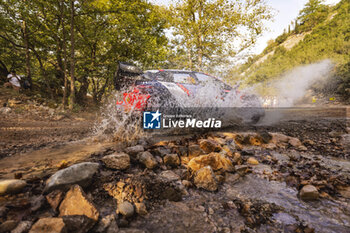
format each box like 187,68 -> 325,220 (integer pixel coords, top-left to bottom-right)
1,105 -> 350,232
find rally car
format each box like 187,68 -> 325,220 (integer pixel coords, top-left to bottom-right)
114,62 -> 264,123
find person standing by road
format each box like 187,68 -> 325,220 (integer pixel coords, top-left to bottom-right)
4,70 -> 21,91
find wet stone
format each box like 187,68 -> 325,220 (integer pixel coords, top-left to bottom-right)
134,202 -> 148,215
160,170 -> 180,182
29,218 -> 66,233
138,151 -> 158,169
44,162 -> 99,193
247,157 -> 259,165
117,201 -> 134,218
199,139 -> 221,153
125,145 -> 144,157
94,214 -> 115,233
11,221 -> 32,233
59,185 -> 99,222
188,152 -> 233,173
46,190 -> 64,211
102,152 -> 130,170
193,166 -> 218,192
0,220 -> 18,233
62,215 -> 95,233
300,185 -> 319,201
152,147 -> 171,157
0,179 -> 26,195
163,154 -> 180,167
188,144 -> 203,157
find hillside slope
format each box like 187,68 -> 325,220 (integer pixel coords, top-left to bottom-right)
237,0 -> 350,98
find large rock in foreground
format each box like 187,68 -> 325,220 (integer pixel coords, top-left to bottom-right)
44,162 -> 99,193
188,153 -> 233,173
59,185 -> 99,222
102,153 -> 130,170
0,179 -> 26,196
193,166 -> 218,191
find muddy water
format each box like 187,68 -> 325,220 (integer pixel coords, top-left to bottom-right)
226,174 -> 350,232
0,139 -> 118,179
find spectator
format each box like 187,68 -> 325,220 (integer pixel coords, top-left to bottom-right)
4,70 -> 21,91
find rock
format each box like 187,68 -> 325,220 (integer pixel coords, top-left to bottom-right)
59,185 -> 99,221
288,137 -> 303,147
225,173 -> 241,183
199,139 -> 221,153
30,195 -> 46,212
61,215 -> 95,233
337,186 -> 350,198
271,133 -> 290,144
46,190 -> 64,211
329,130 -> 343,137
182,180 -> 193,188
221,145 -> 233,157
0,220 -> 18,233
0,179 -> 26,195
0,206 -> 8,218
247,157 -> 259,165
173,146 -> 187,157
138,151 -> 158,169
0,107 -> 11,114
29,218 -> 66,233
105,220 -> 119,233
252,164 -> 272,175
117,201 -> 134,218
258,131 -> 272,143
152,147 -> 171,157
300,185 -> 319,201
125,145 -> 144,157
163,154 -> 180,167
44,162 -> 99,193
11,221 -> 32,233
94,214 -> 115,233
235,165 -> 250,176
134,202 -> 147,215
210,137 -> 226,145
159,170 -> 180,182
188,153 -> 233,173
339,134 -> 350,151
232,152 -> 241,164
188,144 -> 203,157
193,166 -> 218,191
102,152 -> 130,170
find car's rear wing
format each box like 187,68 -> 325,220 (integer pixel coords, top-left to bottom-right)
114,62 -> 144,90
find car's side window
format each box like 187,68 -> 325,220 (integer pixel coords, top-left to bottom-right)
173,73 -> 196,85
195,73 -> 215,83
154,72 -> 173,82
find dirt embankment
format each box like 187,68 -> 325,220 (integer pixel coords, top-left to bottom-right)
0,87 -> 96,158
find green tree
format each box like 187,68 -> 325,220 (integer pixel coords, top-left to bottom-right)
168,0 -> 273,71
298,0 -> 328,31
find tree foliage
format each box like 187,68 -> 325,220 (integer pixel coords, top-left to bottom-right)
236,0 -> 350,99
0,0 -> 169,105
167,0 -> 273,71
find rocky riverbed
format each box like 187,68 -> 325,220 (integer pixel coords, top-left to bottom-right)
1,113 -> 350,233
